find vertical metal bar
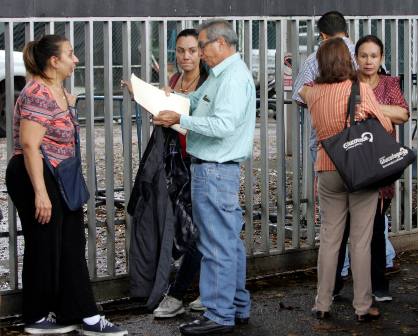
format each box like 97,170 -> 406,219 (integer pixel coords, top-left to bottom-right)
348,19 -> 353,38
390,20 -> 399,76
259,19 -> 270,253
25,21 -> 34,42
243,19 -> 254,255
5,22 -> 18,290
390,19 -> 400,233
103,21 -> 115,276
158,20 -> 168,87
231,20 -> 237,32
65,21 -> 75,92
306,18 -> 315,55
306,19 -> 316,247
403,19 -> 412,232
304,108 -> 315,247
303,18 -> 315,247
140,20 -> 151,156
364,18 -> 372,35
84,20 -> 97,278
184,20 -> 194,29
122,21 -> 133,265
275,20 -> 286,253
176,21 -> 185,34
376,19 -> 385,41
415,19 -> 418,230
376,19 -> 385,52
285,21 -> 293,155
290,19 -> 301,249
45,21 -> 55,35
349,19 -> 359,43
300,20 -> 310,217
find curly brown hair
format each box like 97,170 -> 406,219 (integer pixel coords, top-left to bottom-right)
315,37 -> 357,84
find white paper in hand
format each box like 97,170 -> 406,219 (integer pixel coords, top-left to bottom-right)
130,73 -> 190,134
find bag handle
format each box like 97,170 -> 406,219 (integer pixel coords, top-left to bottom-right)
345,80 -> 361,127
41,105 -> 81,173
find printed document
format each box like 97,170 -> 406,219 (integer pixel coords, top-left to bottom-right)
130,73 -> 190,134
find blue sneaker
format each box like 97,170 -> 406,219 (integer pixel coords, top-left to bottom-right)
81,316 -> 128,336
24,312 -> 78,334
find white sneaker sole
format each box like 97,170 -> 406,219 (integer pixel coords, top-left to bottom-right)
189,305 -> 207,312
374,296 -> 393,302
80,330 -> 128,336
24,324 -> 78,334
153,306 -> 185,318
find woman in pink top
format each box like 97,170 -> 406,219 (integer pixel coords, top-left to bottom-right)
5,35 -> 127,336
300,37 -> 392,322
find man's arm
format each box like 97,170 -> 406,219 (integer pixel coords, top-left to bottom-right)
292,54 -> 317,105
180,77 -> 252,138
155,77 -> 252,139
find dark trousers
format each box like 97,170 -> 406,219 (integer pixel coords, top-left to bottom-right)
6,155 -> 98,324
335,198 -> 390,294
168,243 -> 202,300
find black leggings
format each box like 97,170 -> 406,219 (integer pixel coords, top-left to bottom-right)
6,155 -> 98,324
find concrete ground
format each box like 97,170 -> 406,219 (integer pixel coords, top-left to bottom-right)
1,250 -> 417,336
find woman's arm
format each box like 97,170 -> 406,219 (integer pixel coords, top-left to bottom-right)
299,85 -> 311,103
360,83 -> 393,133
379,76 -> 410,125
20,120 -> 52,224
379,104 -> 409,125
121,80 -> 133,95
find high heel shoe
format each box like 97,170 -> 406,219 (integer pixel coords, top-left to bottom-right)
355,307 -> 380,322
312,308 -> 331,320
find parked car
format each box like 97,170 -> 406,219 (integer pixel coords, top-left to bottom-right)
0,50 -> 26,137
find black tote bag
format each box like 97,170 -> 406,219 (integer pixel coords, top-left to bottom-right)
321,80 -> 416,192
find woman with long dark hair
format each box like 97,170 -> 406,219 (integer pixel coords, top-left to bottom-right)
122,28 -> 208,319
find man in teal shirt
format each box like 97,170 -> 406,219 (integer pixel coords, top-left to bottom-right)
154,20 -> 255,335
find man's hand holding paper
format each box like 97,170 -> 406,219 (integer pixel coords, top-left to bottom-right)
153,110 -> 181,127
130,73 -> 189,133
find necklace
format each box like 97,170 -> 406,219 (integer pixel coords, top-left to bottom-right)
51,86 -> 66,100
179,73 -> 200,93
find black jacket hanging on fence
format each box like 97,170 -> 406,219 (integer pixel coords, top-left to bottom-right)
127,126 -> 197,310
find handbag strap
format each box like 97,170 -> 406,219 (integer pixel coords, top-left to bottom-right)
62,91 -> 82,159
40,103 -> 81,173
346,80 -> 361,127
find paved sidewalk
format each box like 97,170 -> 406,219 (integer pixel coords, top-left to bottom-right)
1,250 -> 417,336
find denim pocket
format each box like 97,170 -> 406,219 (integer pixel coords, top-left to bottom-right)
216,173 -> 239,212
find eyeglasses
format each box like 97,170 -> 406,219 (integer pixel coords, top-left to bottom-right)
316,33 -> 324,44
198,39 -> 216,50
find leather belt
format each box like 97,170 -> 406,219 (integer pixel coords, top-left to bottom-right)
190,157 -> 238,165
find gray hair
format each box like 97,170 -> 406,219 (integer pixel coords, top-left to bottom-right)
198,20 -> 238,47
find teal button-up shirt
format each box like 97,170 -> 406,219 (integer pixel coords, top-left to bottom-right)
180,53 -> 256,163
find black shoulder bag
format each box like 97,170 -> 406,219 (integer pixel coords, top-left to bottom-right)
321,80 -> 416,192
41,108 -> 90,211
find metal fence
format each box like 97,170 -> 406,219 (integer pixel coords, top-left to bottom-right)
0,16 -> 417,317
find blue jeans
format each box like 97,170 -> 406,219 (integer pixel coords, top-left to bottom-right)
384,215 -> 395,268
191,163 -> 251,326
